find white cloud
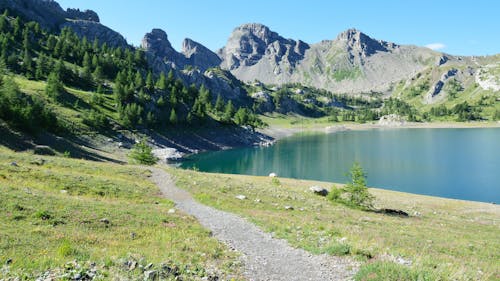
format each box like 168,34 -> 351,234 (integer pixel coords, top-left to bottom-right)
425,43 -> 446,50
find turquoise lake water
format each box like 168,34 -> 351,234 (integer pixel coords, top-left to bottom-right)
181,128 -> 500,203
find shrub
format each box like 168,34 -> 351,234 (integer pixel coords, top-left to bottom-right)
355,261 -> 434,281
325,242 -> 351,256
128,139 -> 157,165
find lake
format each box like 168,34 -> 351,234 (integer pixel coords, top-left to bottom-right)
180,128 -> 500,203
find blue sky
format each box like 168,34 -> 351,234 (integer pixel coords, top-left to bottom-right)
57,0 -> 499,56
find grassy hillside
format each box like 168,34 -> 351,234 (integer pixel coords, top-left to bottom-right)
171,168 -> 500,281
0,147 -> 241,280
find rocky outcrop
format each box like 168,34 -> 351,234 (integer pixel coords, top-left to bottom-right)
424,68 -> 459,103
0,0 -> 126,48
141,28 -> 187,73
335,28 -> 394,58
0,0 -> 66,30
182,38 -> 221,72
62,20 -> 128,48
65,8 -> 99,22
219,23 -> 309,72
141,28 -> 251,105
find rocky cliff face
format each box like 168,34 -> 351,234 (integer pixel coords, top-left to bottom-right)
141,28 -> 186,73
182,38 -> 221,72
219,23 -> 309,73
0,0 -> 66,30
62,20 -> 128,48
141,28 -> 248,104
0,0 -> 128,48
219,24 -> 442,94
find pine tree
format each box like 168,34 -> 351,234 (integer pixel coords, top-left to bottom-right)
128,139 -> 157,165
22,49 -> 33,77
134,71 -> 144,89
156,71 -> 167,91
45,72 -> 64,101
145,71 -> 154,92
167,69 -> 174,83
170,86 -> 178,107
222,100 -> 235,123
169,108 -> 178,124
199,84 -> 212,110
215,94 -> 224,113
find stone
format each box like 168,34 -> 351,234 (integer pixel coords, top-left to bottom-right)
130,232 -> 136,239
144,270 -> 158,280
9,162 -> 18,167
145,263 -> 153,269
309,186 -> 328,196
34,145 -> 55,156
269,172 -> 277,178
128,260 -> 138,270
99,218 -> 110,224
152,148 -> 184,163
284,205 -> 294,210
167,208 -> 176,214
235,195 -> 247,200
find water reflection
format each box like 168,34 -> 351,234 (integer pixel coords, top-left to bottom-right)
182,128 -> 500,203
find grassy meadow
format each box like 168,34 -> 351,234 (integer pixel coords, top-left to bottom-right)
170,168 -> 500,281
0,148 -> 241,280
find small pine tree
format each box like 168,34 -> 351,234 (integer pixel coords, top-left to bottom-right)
128,139 -> 157,165
328,162 -> 374,210
215,94 -> 224,113
169,108 -> 178,124
343,162 -> 374,209
493,109 -> 500,121
145,71 -> 154,91
156,71 -> 167,91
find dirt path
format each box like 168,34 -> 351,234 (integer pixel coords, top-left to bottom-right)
150,167 -> 358,281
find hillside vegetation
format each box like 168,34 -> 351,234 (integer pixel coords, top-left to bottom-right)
0,147 -> 241,280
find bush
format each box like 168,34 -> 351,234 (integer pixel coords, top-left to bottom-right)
325,242 -> 351,256
355,261 -> 434,281
128,139 -> 157,165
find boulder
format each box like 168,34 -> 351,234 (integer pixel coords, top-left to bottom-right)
144,270 -> 158,281
309,186 -> 328,196
152,148 -> 184,163
269,172 -> 277,177
235,195 -> 247,200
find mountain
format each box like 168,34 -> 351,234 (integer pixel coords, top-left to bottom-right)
218,24 -> 459,94
141,28 -> 249,104
0,0 -> 127,48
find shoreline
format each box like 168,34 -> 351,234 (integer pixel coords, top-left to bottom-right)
259,121 -> 500,140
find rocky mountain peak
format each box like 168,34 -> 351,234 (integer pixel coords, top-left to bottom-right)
142,28 -> 177,59
220,22 -> 309,70
181,38 -> 221,72
335,28 -> 394,57
235,23 -> 280,44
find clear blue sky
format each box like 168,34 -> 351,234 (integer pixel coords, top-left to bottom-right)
57,0 -> 499,56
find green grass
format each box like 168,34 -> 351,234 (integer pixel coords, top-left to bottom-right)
170,168 -> 500,281
0,147 -> 241,280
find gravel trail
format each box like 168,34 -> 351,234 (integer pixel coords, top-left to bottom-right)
150,168 -> 358,281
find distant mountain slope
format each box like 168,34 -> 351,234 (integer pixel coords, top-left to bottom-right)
218,24 -> 453,94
